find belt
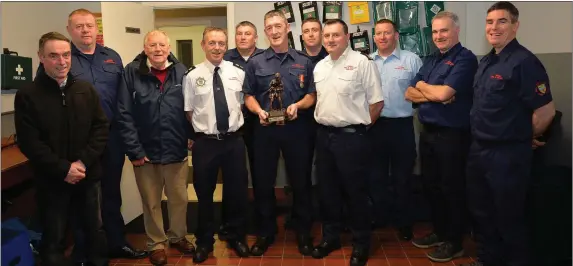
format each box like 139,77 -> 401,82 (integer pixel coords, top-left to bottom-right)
196,131 -> 241,140
319,124 -> 367,134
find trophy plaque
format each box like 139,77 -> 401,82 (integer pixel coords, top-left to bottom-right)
267,73 -> 286,125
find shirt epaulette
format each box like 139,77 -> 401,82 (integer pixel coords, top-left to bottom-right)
232,62 -> 244,71
250,49 -> 265,59
184,66 -> 196,76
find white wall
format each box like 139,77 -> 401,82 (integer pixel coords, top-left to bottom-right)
0,2 -> 101,113
159,26 -> 206,66
155,16 -> 227,29
465,2 -> 572,55
100,2 -> 156,223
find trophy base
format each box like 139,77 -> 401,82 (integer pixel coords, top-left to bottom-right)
268,109 -> 286,125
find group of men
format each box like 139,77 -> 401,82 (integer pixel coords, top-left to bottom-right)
14,2 -> 555,266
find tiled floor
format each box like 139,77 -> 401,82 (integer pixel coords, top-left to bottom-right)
110,218 -> 477,266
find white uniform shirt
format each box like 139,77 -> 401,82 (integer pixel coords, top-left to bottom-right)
313,46 -> 384,127
183,60 -> 245,134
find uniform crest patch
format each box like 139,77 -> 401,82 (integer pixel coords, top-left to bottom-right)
536,82 -> 547,95
196,77 -> 206,87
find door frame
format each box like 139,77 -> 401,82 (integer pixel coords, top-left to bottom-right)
142,2 -> 236,48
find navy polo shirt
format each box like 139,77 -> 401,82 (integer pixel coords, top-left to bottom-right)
410,43 -> 478,128
470,39 -> 553,142
242,48 -> 315,117
223,47 -> 264,69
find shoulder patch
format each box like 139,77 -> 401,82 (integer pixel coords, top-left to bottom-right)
232,62 -> 244,70
184,66 -> 196,76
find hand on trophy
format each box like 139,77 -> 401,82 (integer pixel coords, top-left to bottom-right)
258,109 -> 270,126
286,103 -> 298,120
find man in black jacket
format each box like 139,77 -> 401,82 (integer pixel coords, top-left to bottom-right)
116,30 -> 194,266
14,32 -> 109,266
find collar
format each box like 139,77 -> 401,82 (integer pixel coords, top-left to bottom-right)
35,70 -> 75,91
326,45 -> 352,63
229,47 -> 261,59
304,46 -> 328,57
146,58 -> 173,70
489,38 -> 520,61
71,43 -> 106,56
203,60 -> 223,74
435,42 -> 462,58
264,47 -> 297,60
371,47 -> 401,60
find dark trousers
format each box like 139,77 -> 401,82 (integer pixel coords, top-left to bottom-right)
316,125 -> 372,249
38,180 -> 108,266
419,124 -> 470,248
73,128 -> 126,262
467,141 -> 533,266
253,118 -> 313,237
192,134 -> 249,246
368,117 -> 416,228
221,114 -> 256,229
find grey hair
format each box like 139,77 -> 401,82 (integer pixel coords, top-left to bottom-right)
144,30 -> 171,46
432,11 -> 460,28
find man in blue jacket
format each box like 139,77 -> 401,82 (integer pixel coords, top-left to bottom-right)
36,9 -> 147,264
116,30 -> 195,266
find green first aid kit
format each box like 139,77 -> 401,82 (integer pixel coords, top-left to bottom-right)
424,1 -> 445,26
399,26 -> 423,56
395,1 -> 419,34
372,1 -> 396,22
1,53 -> 33,91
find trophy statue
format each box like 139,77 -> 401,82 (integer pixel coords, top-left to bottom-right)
267,73 -> 286,125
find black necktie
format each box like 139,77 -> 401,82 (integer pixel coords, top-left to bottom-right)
213,66 -> 229,133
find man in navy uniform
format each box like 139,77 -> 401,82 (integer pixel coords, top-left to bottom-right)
462,2 -> 556,266
405,11 -> 478,263
184,27 -> 251,263
242,10 -> 316,256
300,17 -> 328,68
221,20 -> 263,240
45,8 -> 147,264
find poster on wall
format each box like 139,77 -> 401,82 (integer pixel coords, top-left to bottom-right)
299,1 -> 319,21
322,1 -> 343,22
350,29 -> 371,55
348,2 -> 371,25
274,1 -> 296,23
288,31 -> 295,49
94,13 -> 104,46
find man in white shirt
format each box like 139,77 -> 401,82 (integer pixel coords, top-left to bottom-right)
311,19 -> 384,266
183,27 -> 250,263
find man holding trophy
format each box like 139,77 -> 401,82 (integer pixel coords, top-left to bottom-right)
242,10 -> 316,257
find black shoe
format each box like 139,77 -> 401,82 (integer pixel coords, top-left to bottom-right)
310,240 -> 341,259
296,234 -> 313,256
412,232 -> 443,249
250,236 -> 275,256
349,247 -> 369,266
218,223 -> 230,241
193,245 -> 214,264
227,240 -> 250,257
109,245 -> 149,259
398,226 -> 413,241
426,242 -> 464,263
